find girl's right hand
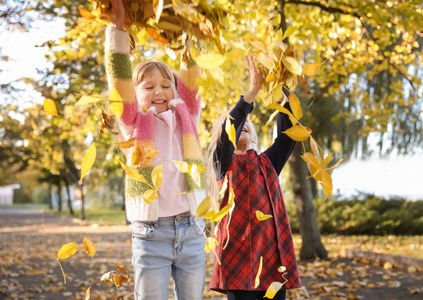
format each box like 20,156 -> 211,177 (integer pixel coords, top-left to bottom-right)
243,55 -> 263,104
110,0 -> 125,30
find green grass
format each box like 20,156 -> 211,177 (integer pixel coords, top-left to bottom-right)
0,203 -> 50,209
58,208 -> 128,225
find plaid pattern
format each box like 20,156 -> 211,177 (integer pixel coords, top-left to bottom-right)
210,150 -> 301,292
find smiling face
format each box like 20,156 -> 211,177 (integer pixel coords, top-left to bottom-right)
135,68 -> 175,114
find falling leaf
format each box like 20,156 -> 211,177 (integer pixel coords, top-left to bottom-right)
100,271 -> 117,283
119,161 -> 148,184
43,99 -> 59,117
264,281 -> 284,299
254,256 -> 263,288
80,143 -> 96,181
109,87 -> 123,120
282,26 -> 298,40
256,210 -> 273,221
75,95 -> 106,106
225,117 -> 237,149
57,242 -> 78,260
283,125 -> 311,141
85,286 -> 91,300
288,93 -> 302,121
71,107 -> 80,124
114,263 -> 129,277
278,266 -> 286,273
146,27 -> 169,44
212,189 -> 235,222
173,160 -> 189,173
79,7 -> 96,20
83,237 -> 96,257
265,109 -> 279,127
144,189 -> 158,204
205,237 -> 218,252
302,63 -> 321,76
195,53 -> 226,69
203,210 -> 217,220
113,273 -> 128,289
212,107 -> 234,120
152,164 -> 163,189
190,164 -> 202,188
196,196 -> 211,218
310,137 -> 320,157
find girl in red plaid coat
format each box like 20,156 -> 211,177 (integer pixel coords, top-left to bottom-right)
206,56 -> 301,300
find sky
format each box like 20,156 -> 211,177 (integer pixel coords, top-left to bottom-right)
1,20 -> 423,200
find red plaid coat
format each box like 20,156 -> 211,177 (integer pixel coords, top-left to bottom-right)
210,149 -> 301,292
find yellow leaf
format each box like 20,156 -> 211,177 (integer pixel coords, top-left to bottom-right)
153,0 -> 164,23
310,137 -> 320,157
190,164 -> 202,188
323,158 -> 343,172
226,49 -> 246,61
267,103 -> 297,126
203,210 -> 217,220
256,210 -> 273,221
205,237 -> 218,252
119,161 -> 148,183
264,281 -> 284,299
43,99 -> 59,117
152,164 -> 163,189
79,7 -> 96,20
109,87 -> 123,120
257,52 -> 274,70
85,286 -> 91,300
195,54 -> 226,69
282,125 -> 311,141
281,56 -> 302,75
225,117 -> 237,149
272,85 -> 283,103
250,40 -> 267,52
116,137 -> 137,148
114,263 -> 129,277
58,242 -> 78,259
71,107 -> 80,124
75,95 -> 106,106
266,73 -> 276,83
265,109 -> 279,127
144,189 -> 158,204
321,153 -> 333,167
288,93 -> 302,121
254,256 -> 263,288
173,160 -> 189,173
114,273 -> 128,289
302,63 -> 321,76
83,236 -> 96,257
80,143 -> 96,181
212,107 -> 234,120
213,189 -> 235,222
301,152 -> 320,169
196,196 -> 211,219
282,26 -> 298,40
321,171 -> 333,200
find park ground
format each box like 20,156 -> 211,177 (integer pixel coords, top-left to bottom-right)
1,207 -> 423,300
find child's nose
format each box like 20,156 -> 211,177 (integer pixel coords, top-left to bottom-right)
154,87 -> 163,95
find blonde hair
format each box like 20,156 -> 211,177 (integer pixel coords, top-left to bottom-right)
206,115 -> 258,208
132,61 -> 178,95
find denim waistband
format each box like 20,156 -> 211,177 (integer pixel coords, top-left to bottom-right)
154,214 -> 195,226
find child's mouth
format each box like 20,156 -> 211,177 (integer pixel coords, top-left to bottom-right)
152,100 -> 166,104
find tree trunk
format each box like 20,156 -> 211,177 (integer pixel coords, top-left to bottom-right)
57,185 -> 62,213
64,179 -> 74,215
79,183 -> 85,220
289,144 -> 328,261
48,184 -> 53,209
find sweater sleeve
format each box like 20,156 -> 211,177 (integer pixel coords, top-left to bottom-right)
105,27 -> 137,126
177,54 -> 201,120
213,97 -> 254,181
263,102 -> 297,175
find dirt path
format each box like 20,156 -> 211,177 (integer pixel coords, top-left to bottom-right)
1,208 -> 422,300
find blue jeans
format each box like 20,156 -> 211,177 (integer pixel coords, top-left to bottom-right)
131,215 -> 206,300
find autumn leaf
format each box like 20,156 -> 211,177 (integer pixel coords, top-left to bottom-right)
310,137 -> 320,157
282,26 -> 298,40
283,125 -> 312,141
114,263 -> 129,277
43,99 -> 59,117
80,143 -> 96,181
225,117 -> 237,149
264,282 -> 284,299
144,189 -> 158,204
83,236 -> 96,257
212,107 -> 234,120
195,53 -> 226,69
75,95 -> 106,106
173,160 -> 189,173
79,7 -> 96,20
288,93 -> 302,121
205,237 -> 218,252
254,256 -> 263,288
85,286 -> 91,300
113,273 -> 128,289
281,56 -> 302,76
152,164 -> 163,189
196,196 -> 211,219
71,107 -> 80,124
203,210 -> 217,220
190,164 -> 202,188
212,188 -> 235,222
119,161 -> 148,184
57,242 -> 78,260
100,271 -> 117,283
256,210 -> 273,221
109,87 -> 123,120
302,63 -> 322,76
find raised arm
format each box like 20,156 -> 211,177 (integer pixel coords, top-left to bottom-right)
264,97 -> 297,175
105,0 -> 137,126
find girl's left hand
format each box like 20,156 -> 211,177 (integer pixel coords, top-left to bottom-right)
244,55 -> 263,103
